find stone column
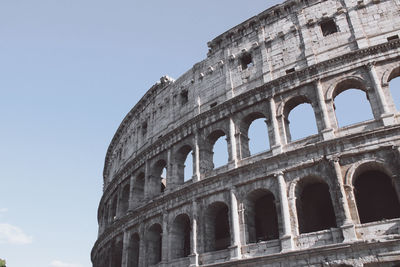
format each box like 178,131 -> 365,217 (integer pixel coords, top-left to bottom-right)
366,63 -> 394,125
228,117 -> 238,167
138,224 -> 146,267
121,230 -> 130,267
269,97 -> 282,154
189,200 -> 199,267
330,157 -> 357,242
128,174 -> 135,210
315,80 -> 334,139
144,160 -> 150,199
161,213 -> 169,263
193,133 -> 201,182
229,189 -> 242,260
275,172 -> 294,251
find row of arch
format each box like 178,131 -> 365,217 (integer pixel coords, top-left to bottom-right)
97,164 -> 400,267
100,69 -> 400,229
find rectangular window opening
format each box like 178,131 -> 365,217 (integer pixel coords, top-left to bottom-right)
240,53 -> 253,70
321,19 -> 338,36
180,90 -> 188,105
286,68 -> 295,74
387,35 -> 399,42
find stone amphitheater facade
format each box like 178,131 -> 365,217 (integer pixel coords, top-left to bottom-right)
91,0 -> 400,266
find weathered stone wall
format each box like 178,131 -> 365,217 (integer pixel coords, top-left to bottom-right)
92,0 -> 400,266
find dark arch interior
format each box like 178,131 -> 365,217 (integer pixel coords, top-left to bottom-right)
214,205 -> 230,250
205,202 -> 231,252
171,214 -> 191,259
247,190 -> 279,243
111,240 -> 123,267
128,233 -> 140,267
120,184 -> 130,214
297,181 -> 337,234
146,224 -> 162,265
354,170 -> 400,223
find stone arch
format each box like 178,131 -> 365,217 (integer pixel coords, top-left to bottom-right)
204,201 -> 231,252
170,213 -> 191,259
128,232 -> 140,267
132,171 -> 145,205
175,144 -> 194,183
326,76 -> 368,101
149,159 -> 167,197
245,188 -> 279,243
282,95 -> 318,142
238,111 -> 270,158
386,66 -> 400,111
384,66 -> 400,84
145,223 -> 163,266
350,161 -> 400,223
295,176 -> 337,234
110,193 -> 118,222
330,77 -> 374,127
344,159 -> 393,186
119,183 -> 130,215
207,129 -> 229,169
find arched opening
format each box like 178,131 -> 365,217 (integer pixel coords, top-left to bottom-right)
146,223 -> 162,265
170,214 -> 191,259
238,112 -> 271,157
149,160 -> 167,197
246,189 -> 279,243
204,202 -> 231,252
176,145 -> 194,183
119,183 -> 130,215
110,194 -> 118,221
248,118 -> 270,155
184,152 -> 193,182
388,67 -> 400,111
103,204 -> 109,227
208,130 -> 229,169
334,89 -> 373,127
354,170 -> 400,223
296,178 -> 337,234
160,167 -> 167,193
111,238 -> 123,267
132,172 -> 145,204
128,233 -> 140,267
284,96 -> 318,142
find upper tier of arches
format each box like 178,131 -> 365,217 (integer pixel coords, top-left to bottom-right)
103,0 -> 400,185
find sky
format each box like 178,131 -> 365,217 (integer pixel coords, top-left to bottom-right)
0,0 -> 283,266
0,1 -> 399,267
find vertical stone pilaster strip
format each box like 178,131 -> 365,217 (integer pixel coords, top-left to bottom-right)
330,157 -> 357,242
269,97 -> 282,152
275,172 -> 294,251
138,223 -> 146,267
161,212 -> 169,263
189,200 -> 199,267
315,80 -> 334,138
367,62 -> 390,115
193,132 -> 201,182
229,189 -> 242,260
121,230 -> 130,267
229,117 -> 238,167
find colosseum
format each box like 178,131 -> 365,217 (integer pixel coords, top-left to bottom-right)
91,0 -> 400,266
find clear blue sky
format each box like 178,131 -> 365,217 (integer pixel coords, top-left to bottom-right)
1,1 -> 399,267
0,1 -> 283,266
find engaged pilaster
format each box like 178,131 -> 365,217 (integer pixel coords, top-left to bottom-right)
275,172 -> 294,251
229,189 -> 242,260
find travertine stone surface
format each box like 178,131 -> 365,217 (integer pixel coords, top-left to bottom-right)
92,0 -> 400,266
